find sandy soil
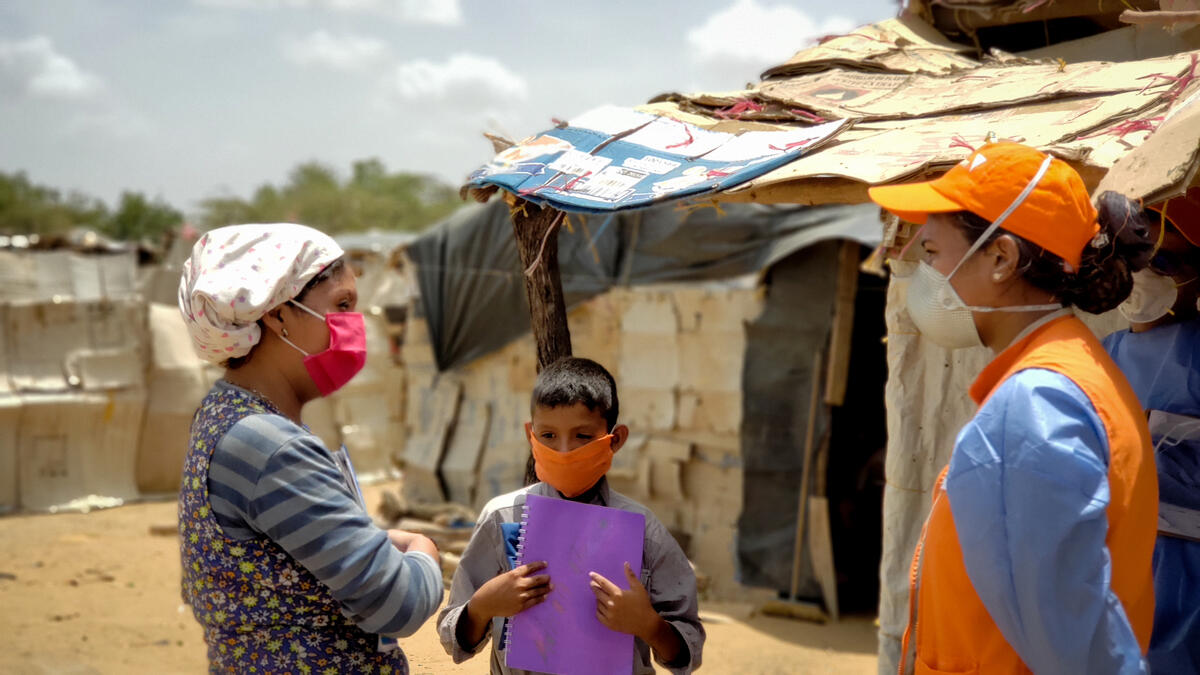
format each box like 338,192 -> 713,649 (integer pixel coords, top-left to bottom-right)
0,482 -> 877,674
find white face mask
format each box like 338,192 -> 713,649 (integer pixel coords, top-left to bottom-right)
1118,269 -> 1178,324
904,155 -> 1062,350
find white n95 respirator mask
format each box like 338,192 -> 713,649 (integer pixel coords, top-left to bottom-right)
1118,269 -> 1178,324
904,155 -> 1061,350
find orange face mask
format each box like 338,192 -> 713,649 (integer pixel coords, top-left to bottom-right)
527,427 -> 615,498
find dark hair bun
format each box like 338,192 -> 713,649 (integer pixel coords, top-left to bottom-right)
1062,191 -> 1155,314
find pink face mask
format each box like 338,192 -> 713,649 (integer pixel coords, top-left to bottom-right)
279,300 -> 367,396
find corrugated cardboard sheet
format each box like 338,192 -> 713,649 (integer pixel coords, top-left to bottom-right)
0,396 -> 20,513
4,299 -> 147,393
135,303 -> 217,495
636,14 -> 1200,203
0,251 -> 138,303
16,390 -> 146,512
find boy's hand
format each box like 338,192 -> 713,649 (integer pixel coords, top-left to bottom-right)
589,563 -> 658,640
471,561 -> 552,619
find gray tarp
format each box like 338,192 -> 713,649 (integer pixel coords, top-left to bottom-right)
738,240 -> 839,593
407,198 -> 881,371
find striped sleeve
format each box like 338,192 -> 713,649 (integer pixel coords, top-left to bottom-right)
208,413 -> 443,638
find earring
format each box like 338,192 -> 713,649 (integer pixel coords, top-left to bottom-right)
993,273 -> 1003,281
282,328 -> 289,337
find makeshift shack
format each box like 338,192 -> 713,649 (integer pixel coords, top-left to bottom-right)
454,3 -> 1200,672
0,244 -> 147,513
400,198 -> 885,603
2,230 -> 418,510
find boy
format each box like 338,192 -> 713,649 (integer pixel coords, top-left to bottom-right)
437,357 -> 705,674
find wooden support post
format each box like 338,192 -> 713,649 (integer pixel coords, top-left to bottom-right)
511,200 -> 573,369
825,240 -> 860,406
510,199 -> 573,483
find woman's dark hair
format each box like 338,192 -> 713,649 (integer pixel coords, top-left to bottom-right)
952,191 -> 1155,314
224,258 -> 346,369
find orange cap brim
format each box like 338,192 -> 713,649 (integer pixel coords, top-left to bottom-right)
867,180 -> 965,224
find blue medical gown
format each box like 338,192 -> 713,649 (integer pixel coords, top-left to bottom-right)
946,369 -> 1146,674
1105,320 -> 1200,675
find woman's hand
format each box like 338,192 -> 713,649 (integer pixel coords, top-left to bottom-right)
387,529 -> 439,561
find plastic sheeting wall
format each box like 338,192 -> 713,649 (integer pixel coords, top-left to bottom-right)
877,261 -> 1129,675
408,199 -> 882,371
738,242 -> 838,593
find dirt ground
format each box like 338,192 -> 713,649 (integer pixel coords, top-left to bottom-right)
0,482 -> 877,674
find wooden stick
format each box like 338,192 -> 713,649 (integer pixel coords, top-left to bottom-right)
807,495 -> 840,621
511,200 -> 572,370
789,351 -> 823,599
825,241 -> 860,406
1121,9 -> 1200,25
510,199 -> 573,484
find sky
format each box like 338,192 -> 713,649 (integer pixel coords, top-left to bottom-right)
0,0 -> 899,216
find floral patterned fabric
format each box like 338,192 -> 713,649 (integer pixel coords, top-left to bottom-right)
179,383 -> 408,674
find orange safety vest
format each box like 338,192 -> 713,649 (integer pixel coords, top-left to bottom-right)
900,315 -> 1157,675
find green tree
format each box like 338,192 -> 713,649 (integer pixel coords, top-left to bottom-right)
101,191 -> 183,242
0,171 -> 109,236
198,158 -> 463,233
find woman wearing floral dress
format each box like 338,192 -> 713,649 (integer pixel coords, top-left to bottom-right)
177,224 -> 442,674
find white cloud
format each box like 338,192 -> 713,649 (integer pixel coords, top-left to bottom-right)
687,0 -> 855,67
194,0 -> 462,25
387,53 -> 527,105
193,0 -> 306,6
393,0 -> 461,25
284,30 -> 388,70
0,36 -> 103,100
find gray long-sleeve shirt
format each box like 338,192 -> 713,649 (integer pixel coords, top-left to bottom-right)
437,479 -> 705,674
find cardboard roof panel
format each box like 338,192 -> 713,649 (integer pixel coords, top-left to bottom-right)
682,52 -> 1194,123
732,47 -> 1200,199
1019,23 -> 1200,62
761,16 -> 977,78
1083,86 -> 1200,202
466,16 -> 1200,207
919,0 -> 1160,31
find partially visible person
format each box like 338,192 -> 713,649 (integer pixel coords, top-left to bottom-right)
869,142 -> 1159,674
437,357 -> 704,674
178,224 -> 443,673
1103,187 -> 1200,675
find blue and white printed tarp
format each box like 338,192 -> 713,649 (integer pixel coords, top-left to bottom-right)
465,106 -> 846,213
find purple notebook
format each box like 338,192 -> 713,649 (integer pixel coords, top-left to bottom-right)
505,493 -> 646,675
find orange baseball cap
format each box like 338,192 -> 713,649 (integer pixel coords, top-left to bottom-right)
868,142 -> 1099,268
1149,187 -> 1200,247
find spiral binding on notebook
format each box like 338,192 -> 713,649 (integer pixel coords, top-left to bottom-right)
500,503 -> 533,652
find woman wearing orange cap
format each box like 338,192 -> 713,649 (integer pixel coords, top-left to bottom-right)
870,142 -> 1159,674
1103,188 -> 1200,674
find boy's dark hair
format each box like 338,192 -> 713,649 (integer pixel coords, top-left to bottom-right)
531,357 -> 620,431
